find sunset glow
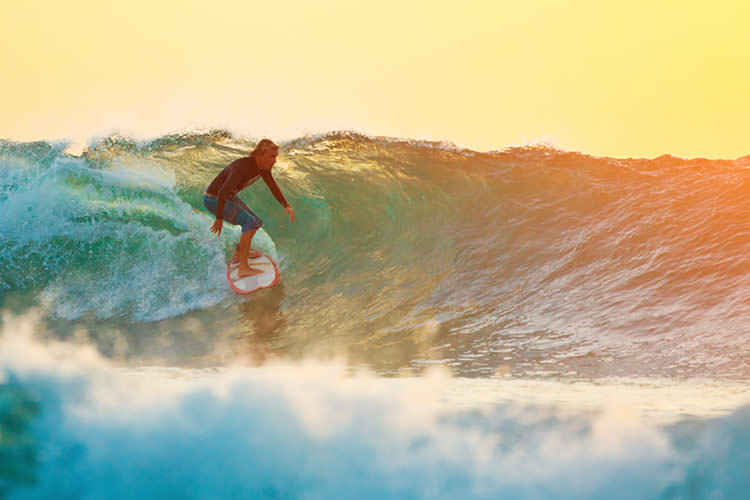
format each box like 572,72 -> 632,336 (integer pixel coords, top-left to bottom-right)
2,0 -> 748,158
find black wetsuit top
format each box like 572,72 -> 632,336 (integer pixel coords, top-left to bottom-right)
205,156 -> 289,221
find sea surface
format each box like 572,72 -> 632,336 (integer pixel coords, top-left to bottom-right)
1,131 -> 749,498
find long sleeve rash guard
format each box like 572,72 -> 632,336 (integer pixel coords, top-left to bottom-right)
205,156 -> 289,221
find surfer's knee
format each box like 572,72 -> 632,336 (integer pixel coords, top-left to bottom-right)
241,215 -> 262,233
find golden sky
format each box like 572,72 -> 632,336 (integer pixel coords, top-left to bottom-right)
2,0 -> 748,158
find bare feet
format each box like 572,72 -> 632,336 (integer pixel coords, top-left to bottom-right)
237,265 -> 263,278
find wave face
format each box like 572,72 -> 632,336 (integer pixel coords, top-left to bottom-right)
1,131 -> 750,378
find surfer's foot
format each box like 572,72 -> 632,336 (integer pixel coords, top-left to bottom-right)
237,265 -> 263,278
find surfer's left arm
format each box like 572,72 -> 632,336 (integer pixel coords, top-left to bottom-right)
261,171 -> 295,222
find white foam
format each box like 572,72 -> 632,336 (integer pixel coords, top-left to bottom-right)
0,156 -> 233,322
2,316 -> 750,499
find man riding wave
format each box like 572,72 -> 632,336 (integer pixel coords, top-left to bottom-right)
203,139 -> 294,277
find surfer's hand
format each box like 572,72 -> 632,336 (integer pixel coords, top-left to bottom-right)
284,206 -> 295,222
210,218 -> 223,236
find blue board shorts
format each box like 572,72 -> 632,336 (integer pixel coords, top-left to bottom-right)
203,194 -> 262,233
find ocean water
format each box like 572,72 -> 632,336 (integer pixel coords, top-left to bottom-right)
1,131 -> 749,498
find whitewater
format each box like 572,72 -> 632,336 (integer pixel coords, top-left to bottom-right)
1,130 -> 749,498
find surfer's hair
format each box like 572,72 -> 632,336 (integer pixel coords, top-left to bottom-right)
251,139 -> 279,157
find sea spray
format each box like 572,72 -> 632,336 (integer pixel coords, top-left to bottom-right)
1,315 -> 749,499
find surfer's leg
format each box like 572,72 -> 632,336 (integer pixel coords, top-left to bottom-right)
208,197 -> 262,264
237,230 -> 263,277
234,206 -> 263,277
235,206 -> 263,261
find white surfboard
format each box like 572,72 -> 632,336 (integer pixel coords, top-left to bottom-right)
226,253 -> 280,294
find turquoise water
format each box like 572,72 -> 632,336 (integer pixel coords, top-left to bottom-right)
1,131 -> 749,498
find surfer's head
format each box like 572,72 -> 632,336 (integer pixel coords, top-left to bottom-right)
252,139 -> 279,170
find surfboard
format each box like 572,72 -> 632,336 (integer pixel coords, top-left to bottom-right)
226,253 -> 280,294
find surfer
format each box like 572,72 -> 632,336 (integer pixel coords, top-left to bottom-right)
203,139 -> 295,278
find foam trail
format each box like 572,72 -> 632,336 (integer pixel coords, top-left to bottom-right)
0,153 -> 239,321
1,317 -> 749,499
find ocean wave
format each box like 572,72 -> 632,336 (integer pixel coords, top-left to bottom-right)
1,132 -> 749,377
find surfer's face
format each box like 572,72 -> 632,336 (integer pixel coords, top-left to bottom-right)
257,150 -> 278,170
